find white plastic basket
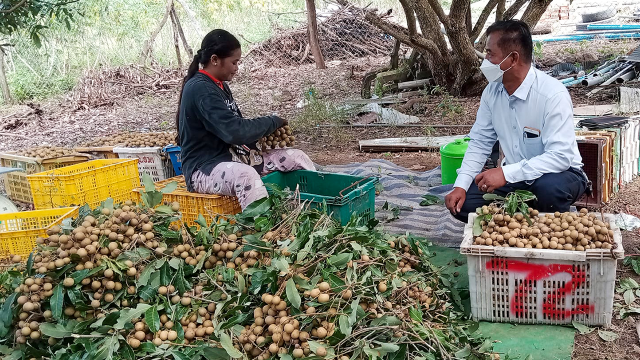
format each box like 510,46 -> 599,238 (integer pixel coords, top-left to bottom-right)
461,213 -> 624,327
112,147 -> 174,183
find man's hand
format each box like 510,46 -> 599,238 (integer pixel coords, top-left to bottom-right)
475,168 -> 507,193
445,187 -> 466,215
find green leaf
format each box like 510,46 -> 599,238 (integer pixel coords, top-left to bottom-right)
26,253 -> 34,276
482,193 -> 505,201
114,304 -> 152,329
419,194 -> 443,206
220,333 -> 243,358
195,214 -> 208,228
271,258 -> 289,274
625,289 -> 637,306
51,285 -> 64,320
142,173 -> 156,192
338,315 -> 352,336
159,181 -> 178,194
202,348 -> 231,359
137,260 -> 157,287
238,274 -> 246,295
473,215 -> 484,237
93,335 -> 120,360
388,344 -> 407,360
120,344 -> 135,360
155,205 -> 174,214
327,253 -> 352,268
373,343 -> 400,356
572,321 -> 594,335
598,330 -> 619,342
171,350 -> 190,360
348,299 -> 359,326
39,323 -> 73,338
175,263 -> 191,294
620,278 -> 640,291
279,354 -> 293,360
286,279 -> 301,309
145,305 -> 160,333
409,307 -> 422,322
0,293 -> 17,337
624,257 -> 640,275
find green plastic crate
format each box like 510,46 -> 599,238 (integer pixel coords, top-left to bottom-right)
261,170 -> 377,226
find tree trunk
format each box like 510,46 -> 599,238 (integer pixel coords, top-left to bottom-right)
139,0 -> 173,65
171,7 -> 194,59
362,0 -> 551,96
169,6 -> 183,68
305,0 -> 325,69
0,47 -> 11,104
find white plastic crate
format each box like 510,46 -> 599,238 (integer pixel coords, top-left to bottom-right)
112,147 -> 174,183
461,213 -> 624,327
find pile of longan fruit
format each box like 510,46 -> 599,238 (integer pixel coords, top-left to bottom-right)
474,207 -> 615,251
260,126 -> 295,150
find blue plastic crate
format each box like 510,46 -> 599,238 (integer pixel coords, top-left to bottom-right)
164,145 -> 182,176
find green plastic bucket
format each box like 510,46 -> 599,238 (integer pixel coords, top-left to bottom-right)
440,138 -> 470,185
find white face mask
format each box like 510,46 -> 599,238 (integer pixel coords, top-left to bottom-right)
480,52 -> 514,83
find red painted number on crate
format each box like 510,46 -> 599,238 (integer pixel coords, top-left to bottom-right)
486,259 -> 594,319
138,156 -> 155,164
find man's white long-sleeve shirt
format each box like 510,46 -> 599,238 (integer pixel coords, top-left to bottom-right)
453,66 -> 583,191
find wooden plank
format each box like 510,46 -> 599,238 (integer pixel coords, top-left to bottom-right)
376,68 -> 408,83
398,79 -> 432,90
344,97 -> 404,105
359,136 -> 466,152
398,90 -> 424,99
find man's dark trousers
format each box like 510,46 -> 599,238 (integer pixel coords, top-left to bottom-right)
453,167 -> 588,222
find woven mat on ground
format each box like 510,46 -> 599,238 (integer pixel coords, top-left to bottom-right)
317,159 -> 465,248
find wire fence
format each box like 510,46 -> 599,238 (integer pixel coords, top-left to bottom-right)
243,1 -> 398,69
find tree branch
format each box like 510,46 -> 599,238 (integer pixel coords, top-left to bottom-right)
399,0 -> 417,38
475,0 -> 530,50
425,0 -> 449,29
503,0 -> 529,20
496,0 -> 506,21
520,0 -> 554,27
364,10 -> 440,58
412,0 -> 448,59
470,0 -> 499,42
0,0 -> 28,14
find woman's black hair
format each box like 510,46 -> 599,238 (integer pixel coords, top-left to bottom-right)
175,29 -> 241,145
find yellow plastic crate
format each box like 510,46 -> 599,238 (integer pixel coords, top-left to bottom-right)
132,176 -> 241,227
0,153 -> 91,204
27,159 -> 141,209
0,207 -> 78,259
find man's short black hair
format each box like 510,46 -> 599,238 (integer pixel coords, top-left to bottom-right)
486,20 -> 533,64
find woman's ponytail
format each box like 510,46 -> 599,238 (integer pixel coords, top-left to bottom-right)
175,54 -> 202,145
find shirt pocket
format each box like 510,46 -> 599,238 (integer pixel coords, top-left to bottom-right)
523,136 -> 544,157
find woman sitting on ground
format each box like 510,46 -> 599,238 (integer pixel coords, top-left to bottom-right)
176,29 -> 315,210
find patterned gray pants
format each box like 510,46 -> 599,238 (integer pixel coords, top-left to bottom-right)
191,149 -> 315,210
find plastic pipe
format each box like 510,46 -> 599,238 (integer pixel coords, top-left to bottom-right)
560,77 -> 577,84
582,68 -> 618,86
593,63 -> 619,76
535,32 -> 640,42
587,24 -> 640,30
601,64 -> 634,86
616,70 -> 637,83
564,76 -> 586,87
